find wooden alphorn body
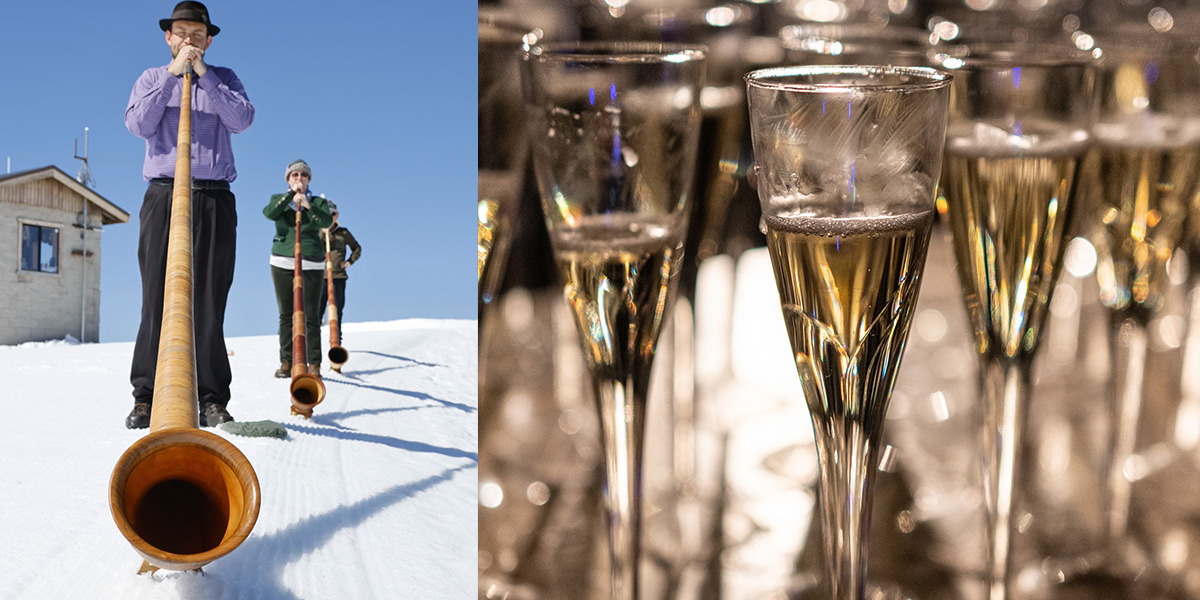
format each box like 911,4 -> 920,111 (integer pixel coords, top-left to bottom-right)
323,229 -> 348,372
289,208 -> 326,418
109,68 -> 260,573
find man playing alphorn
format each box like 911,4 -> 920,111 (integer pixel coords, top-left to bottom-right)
124,1 -> 254,429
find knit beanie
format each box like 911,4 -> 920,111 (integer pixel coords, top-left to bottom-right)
285,159 -> 312,181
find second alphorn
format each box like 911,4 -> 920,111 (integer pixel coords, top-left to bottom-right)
289,207 -> 326,418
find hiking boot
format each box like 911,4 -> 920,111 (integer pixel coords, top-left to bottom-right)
125,402 -> 151,429
274,361 -> 291,378
200,402 -> 234,427
307,363 -> 322,379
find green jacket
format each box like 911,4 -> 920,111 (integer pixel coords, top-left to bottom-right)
263,191 -> 334,257
323,224 -> 361,280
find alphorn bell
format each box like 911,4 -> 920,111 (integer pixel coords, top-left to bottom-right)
323,229 -> 348,372
289,207 -> 327,418
109,65 -> 260,574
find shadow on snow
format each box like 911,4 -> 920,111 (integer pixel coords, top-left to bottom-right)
282,421 -> 478,462
196,462 -> 475,600
309,405 -> 432,430
325,376 -> 476,413
352,349 -> 444,369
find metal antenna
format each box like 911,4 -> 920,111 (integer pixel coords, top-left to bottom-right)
74,127 -> 95,342
74,127 -> 95,188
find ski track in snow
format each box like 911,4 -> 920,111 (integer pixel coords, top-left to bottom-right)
0,319 -> 478,599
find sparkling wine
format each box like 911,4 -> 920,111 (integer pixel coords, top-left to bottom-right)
942,121 -> 1089,359
551,214 -> 683,378
478,169 -> 523,307
687,86 -> 745,273
1088,116 -> 1200,323
765,207 -> 934,424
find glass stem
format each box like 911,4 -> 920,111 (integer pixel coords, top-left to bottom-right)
979,357 -> 1032,600
811,414 -> 879,600
1102,316 -> 1148,546
1177,279 -> 1200,451
594,375 -> 647,600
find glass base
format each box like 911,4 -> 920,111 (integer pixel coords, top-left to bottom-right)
1040,543 -> 1180,600
770,576 -> 921,600
479,575 -> 547,600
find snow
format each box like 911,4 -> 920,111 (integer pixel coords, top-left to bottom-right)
0,319 -> 478,599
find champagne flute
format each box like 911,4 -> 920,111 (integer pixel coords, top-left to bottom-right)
745,65 -> 951,600
478,14 -> 539,317
1086,28 -> 1200,570
520,41 -> 706,600
929,44 -> 1097,598
626,3 -> 756,295
478,13 -> 541,476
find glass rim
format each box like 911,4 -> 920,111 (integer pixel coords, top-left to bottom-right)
1087,27 -> 1200,57
929,42 -> 1098,67
780,23 -> 931,44
1087,23 -> 1200,43
478,9 -> 539,41
524,41 -> 707,64
745,65 -> 952,92
780,24 -> 933,57
639,3 -> 753,29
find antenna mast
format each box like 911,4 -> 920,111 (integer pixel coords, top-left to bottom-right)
75,128 -> 93,342
74,127 -> 95,188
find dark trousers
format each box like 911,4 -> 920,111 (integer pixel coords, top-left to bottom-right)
319,278 -> 347,331
272,265 -> 325,366
131,184 -> 237,407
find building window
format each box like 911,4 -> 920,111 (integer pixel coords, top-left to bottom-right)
20,224 -> 59,273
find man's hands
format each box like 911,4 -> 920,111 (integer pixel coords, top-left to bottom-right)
167,45 -> 208,77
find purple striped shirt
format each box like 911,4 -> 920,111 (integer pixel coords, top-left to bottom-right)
125,65 -> 254,182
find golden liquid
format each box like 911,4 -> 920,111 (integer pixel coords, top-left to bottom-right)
478,169 -> 522,306
1089,135 -> 1200,323
765,210 -> 933,424
478,197 -> 499,280
943,136 -> 1087,359
691,86 -> 745,264
552,215 -> 682,378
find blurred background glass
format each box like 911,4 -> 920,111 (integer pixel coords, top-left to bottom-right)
478,1 -> 1200,598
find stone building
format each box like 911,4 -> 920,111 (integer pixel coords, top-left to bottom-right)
0,166 -> 129,345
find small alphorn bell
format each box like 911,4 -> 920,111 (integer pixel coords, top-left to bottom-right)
289,207 -> 326,418
324,229 -> 348,372
109,64 -> 260,574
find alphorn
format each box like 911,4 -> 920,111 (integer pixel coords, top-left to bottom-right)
289,207 -> 326,418
323,229 -> 348,372
109,65 -> 260,574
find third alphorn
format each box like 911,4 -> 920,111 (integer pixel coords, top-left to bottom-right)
324,229 -> 348,372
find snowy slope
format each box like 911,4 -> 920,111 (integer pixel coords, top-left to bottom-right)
0,319 -> 477,600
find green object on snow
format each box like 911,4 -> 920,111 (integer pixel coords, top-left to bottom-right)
220,420 -> 287,439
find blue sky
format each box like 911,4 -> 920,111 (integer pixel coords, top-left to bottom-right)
0,1 -> 476,342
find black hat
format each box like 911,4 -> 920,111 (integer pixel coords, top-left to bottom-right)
160,1 -> 220,36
